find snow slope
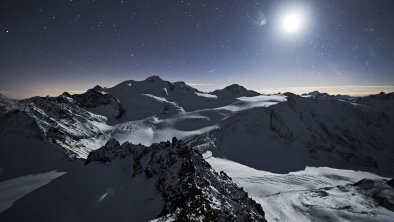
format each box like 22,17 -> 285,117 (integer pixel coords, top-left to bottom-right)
0,171 -> 65,213
0,158 -> 163,222
205,152 -> 394,222
0,135 -> 164,222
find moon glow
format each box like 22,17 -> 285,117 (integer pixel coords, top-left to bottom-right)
280,8 -> 306,34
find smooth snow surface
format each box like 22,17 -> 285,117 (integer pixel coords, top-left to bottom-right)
0,171 -> 65,213
218,95 -> 287,112
109,94 -> 286,148
205,152 -> 394,222
195,92 -> 218,99
111,118 -> 219,147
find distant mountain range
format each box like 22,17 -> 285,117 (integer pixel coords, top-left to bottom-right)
1,76 -> 394,221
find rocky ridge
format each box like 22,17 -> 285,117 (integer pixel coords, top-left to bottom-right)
87,138 -> 267,222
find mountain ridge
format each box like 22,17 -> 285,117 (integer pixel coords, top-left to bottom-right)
86,137 -> 267,221
1,77 -> 394,176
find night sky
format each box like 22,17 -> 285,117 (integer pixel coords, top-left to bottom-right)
1,0 -> 394,98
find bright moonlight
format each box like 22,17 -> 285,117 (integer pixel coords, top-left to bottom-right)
280,8 -> 306,34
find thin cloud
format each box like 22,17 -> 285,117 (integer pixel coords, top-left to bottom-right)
258,12 -> 267,26
207,69 -> 216,74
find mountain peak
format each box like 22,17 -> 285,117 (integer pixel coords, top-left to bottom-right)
307,90 -> 321,95
212,84 -> 260,97
224,84 -> 247,91
144,75 -> 164,82
303,91 -> 329,98
92,85 -> 105,91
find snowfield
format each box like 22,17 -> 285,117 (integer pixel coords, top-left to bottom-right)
108,94 -> 286,150
195,92 -> 218,99
205,152 -> 394,222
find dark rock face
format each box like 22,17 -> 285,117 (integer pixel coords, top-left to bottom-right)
387,179 -> 394,187
71,87 -> 124,119
353,178 -> 394,211
353,178 -> 375,189
0,94 -> 18,112
0,109 -> 45,140
87,138 -> 266,222
71,87 -> 113,107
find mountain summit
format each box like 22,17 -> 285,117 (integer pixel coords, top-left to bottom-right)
212,84 -> 260,98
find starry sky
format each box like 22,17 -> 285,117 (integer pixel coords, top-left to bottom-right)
1,0 -> 394,98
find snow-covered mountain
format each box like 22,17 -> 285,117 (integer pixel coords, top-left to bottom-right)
186,92 -> 394,175
0,76 -> 267,158
1,77 -> 393,173
1,76 -> 394,221
96,76 -> 260,123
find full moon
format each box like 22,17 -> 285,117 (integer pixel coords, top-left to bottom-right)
280,9 -> 306,34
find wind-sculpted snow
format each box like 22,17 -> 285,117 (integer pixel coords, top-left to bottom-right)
205,153 -> 394,222
195,92 -> 218,99
86,138 -> 267,221
216,94 -> 287,112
